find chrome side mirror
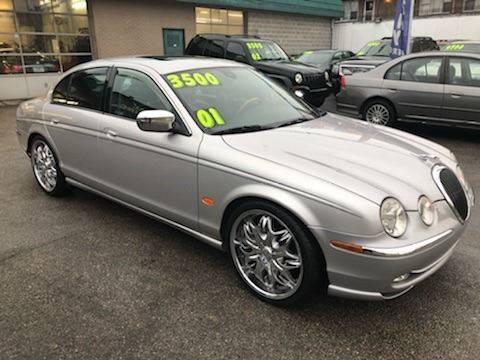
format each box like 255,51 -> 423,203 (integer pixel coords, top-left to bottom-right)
136,110 -> 175,132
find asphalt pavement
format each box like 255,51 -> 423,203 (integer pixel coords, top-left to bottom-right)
1,102 -> 479,359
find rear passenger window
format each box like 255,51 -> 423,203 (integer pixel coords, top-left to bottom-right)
52,75 -> 71,104
69,68 -> 108,110
109,68 -> 174,119
226,42 -> 247,62
401,57 -> 442,84
385,63 -> 402,80
204,40 -> 225,58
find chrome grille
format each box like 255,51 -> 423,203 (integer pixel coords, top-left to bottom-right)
433,166 -> 468,222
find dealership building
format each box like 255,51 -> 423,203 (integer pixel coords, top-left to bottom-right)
0,0 -> 343,100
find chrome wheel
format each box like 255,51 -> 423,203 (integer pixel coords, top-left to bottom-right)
32,140 -> 58,192
230,210 -> 304,300
366,104 -> 390,125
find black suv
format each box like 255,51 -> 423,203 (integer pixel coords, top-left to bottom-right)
185,34 -> 331,106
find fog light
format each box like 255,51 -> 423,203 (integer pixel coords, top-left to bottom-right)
393,273 -> 410,283
294,90 -> 304,98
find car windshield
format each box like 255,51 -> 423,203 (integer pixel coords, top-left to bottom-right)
441,43 -> 480,54
357,41 -> 391,57
163,67 -> 319,135
296,51 -> 334,66
245,40 -> 290,61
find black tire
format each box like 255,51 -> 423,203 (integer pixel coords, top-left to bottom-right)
225,199 -> 327,306
362,99 -> 396,126
29,136 -> 68,196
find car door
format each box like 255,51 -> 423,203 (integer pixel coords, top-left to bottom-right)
97,67 -> 200,229
43,67 -> 109,187
382,56 -> 445,121
443,56 -> 480,124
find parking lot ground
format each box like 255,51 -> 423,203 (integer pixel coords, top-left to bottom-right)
1,104 -> 479,359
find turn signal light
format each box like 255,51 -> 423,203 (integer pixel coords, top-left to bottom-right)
330,240 -> 364,253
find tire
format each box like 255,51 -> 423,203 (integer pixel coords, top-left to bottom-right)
363,99 -> 396,126
30,136 -> 68,196
225,200 -> 327,306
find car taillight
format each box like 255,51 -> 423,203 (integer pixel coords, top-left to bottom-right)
340,74 -> 347,91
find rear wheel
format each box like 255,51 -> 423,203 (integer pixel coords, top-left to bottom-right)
226,200 -> 327,305
30,137 -> 68,196
363,99 -> 396,126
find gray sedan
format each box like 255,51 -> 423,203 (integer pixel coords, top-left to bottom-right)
336,52 -> 480,128
16,57 -> 474,305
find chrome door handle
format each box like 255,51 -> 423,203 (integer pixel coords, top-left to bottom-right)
50,118 -> 60,124
387,88 -> 397,93
106,130 -> 117,137
451,93 -> 462,99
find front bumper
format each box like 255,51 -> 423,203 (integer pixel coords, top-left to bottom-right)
309,200 -> 467,301
294,85 -> 331,106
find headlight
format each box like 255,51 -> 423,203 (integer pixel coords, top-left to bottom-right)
418,196 -> 435,226
332,64 -> 339,74
380,198 -> 407,238
294,73 -> 303,84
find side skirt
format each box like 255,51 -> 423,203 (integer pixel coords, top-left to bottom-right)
65,177 -> 224,251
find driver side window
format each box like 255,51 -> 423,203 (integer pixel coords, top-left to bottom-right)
109,68 -> 174,119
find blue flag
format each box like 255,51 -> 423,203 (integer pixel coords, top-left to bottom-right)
390,0 -> 412,58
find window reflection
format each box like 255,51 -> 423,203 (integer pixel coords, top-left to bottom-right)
52,0 -> 87,14
17,12 -> 55,32
195,7 -> 244,35
24,54 -> 60,73
21,34 -> 58,53
0,34 -> 20,53
59,35 -> 90,52
0,11 -> 16,33
60,54 -> 90,71
54,14 -> 88,34
0,0 -> 13,10
13,0 -> 52,12
0,55 -> 22,74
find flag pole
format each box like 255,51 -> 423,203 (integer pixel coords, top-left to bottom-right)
406,0 -> 415,54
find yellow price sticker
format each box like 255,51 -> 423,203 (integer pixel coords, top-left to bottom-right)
196,108 -> 225,129
167,72 -> 220,89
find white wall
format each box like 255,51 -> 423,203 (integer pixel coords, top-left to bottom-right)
332,15 -> 480,52
0,73 -> 59,100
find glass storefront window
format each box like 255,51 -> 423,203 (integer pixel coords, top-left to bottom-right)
21,34 -> 58,53
13,0 -> 51,12
2,0 -> 91,76
195,7 -> 244,35
0,33 -> 20,53
0,0 -> 13,10
51,0 -> 87,15
0,55 -> 22,74
16,12 -> 55,33
0,11 -> 16,33
54,14 -> 88,34
24,54 -> 60,73
58,35 -> 90,52
60,53 -> 90,71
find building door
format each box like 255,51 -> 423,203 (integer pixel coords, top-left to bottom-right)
163,29 -> 185,56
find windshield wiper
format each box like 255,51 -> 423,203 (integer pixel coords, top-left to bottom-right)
212,125 -> 270,135
272,117 -> 314,129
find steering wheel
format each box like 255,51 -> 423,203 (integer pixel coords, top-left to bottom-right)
234,97 -> 262,119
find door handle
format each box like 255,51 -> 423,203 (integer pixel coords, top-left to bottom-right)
106,130 -> 117,138
450,93 -> 462,99
387,88 -> 397,93
50,118 -> 60,124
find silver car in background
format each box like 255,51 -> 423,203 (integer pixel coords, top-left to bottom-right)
16,57 -> 474,305
337,52 -> 480,128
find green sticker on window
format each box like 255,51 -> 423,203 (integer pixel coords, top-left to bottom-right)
196,108 -> 225,129
367,41 -> 381,47
303,50 -> 313,55
445,44 -> 465,51
167,72 -> 220,88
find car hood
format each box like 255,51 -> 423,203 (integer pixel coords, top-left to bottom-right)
221,114 -> 453,209
255,60 -> 321,75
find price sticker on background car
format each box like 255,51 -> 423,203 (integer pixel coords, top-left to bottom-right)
166,72 -> 220,89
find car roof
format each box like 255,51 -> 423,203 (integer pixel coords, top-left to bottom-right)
68,56 -> 247,75
194,34 -> 270,43
444,40 -> 480,44
400,51 -> 480,59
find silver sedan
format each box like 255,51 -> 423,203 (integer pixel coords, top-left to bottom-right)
16,57 -> 474,305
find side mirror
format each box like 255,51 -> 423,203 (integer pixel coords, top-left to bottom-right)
136,110 -> 175,132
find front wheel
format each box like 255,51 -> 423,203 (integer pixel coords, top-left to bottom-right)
363,99 -> 396,126
226,200 -> 327,305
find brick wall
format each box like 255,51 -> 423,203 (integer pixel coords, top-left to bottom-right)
89,0 -> 196,58
247,11 -> 332,54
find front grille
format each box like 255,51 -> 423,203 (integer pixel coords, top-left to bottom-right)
304,74 -> 326,89
433,166 -> 468,221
